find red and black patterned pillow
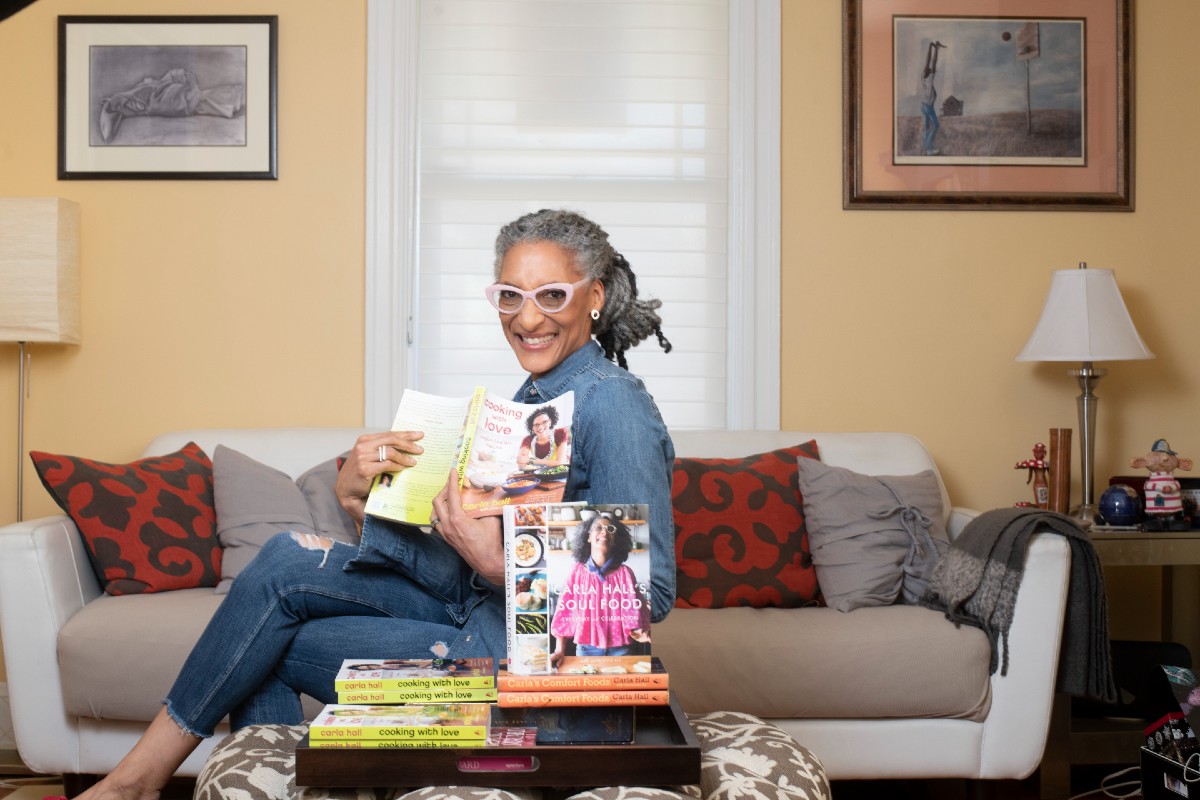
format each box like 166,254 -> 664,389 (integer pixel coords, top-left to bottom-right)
672,441 -> 822,609
30,442 -> 221,595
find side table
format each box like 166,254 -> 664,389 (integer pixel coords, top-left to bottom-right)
1040,529 -> 1200,799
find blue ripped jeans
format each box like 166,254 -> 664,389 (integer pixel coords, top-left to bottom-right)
162,519 -> 506,737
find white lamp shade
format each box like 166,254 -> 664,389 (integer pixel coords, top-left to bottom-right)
1016,266 -> 1153,362
0,197 -> 81,344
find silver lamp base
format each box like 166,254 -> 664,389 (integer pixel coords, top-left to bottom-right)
1069,502 -> 1101,529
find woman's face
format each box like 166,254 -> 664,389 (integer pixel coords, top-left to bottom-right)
531,413 -> 553,442
497,241 -> 604,379
588,518 -> 612,561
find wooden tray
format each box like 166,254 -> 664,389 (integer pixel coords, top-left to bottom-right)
295,694 -> 700,789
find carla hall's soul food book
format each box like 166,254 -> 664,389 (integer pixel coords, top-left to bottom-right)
365,387 -> 574,525
503,502 -> 652,676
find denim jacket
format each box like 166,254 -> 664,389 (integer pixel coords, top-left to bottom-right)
513,340 -> 676,621
351,340 -> 676,661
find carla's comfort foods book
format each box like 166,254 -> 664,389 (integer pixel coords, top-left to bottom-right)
338,687 -> 498,704
308,703 -> 491,740
503,502 -> 652,675
333,658 -> 495,691
365,387 -> 575,525
497,656 -> 668,691
496,688 -> 669,708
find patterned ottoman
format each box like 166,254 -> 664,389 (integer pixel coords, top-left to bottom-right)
193,711 -> 829,800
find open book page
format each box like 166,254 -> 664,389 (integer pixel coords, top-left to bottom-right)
364,387 -> 483,525
365,388 -> 575,525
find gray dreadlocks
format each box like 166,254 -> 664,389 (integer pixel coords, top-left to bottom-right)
493,209 -> 672,370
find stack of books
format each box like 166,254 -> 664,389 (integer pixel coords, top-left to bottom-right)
308,658 -> 509,749
334,657 -> 498,704
496,655 -> 669,707
307,702 -> 494,748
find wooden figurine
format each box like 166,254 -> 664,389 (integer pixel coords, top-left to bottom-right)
1015,442 -> 1050,509
1131,439 -> 1193,531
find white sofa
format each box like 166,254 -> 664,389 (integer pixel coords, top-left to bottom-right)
0,428 -> 1071,795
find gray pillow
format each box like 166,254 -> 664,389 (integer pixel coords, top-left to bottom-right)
212,446 -> 358,594
795,458 -> 948,612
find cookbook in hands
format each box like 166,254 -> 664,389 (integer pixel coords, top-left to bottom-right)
365,387 -> 575,525
503,502 -> 652,675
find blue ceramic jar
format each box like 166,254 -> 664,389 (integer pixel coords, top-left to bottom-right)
1099,484 -> 1141,526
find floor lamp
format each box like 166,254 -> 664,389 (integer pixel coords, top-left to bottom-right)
1016,263 -> 1153,527
0,198 -> 81,523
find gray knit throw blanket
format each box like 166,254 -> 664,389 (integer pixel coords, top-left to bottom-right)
920,506 -> 1117,703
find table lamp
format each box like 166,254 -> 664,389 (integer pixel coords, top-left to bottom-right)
1016,262 -> 1153,527
0,198 -> 81,522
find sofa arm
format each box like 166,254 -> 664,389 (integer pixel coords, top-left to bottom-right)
0,514 -> 102,774
947,506 -> 980,540
978,530 -> 1072,779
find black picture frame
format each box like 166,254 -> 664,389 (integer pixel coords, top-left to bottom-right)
843,0 -> 1132,210
58,15 -> 278,180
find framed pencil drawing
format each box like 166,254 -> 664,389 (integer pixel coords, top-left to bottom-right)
58,15 -> 278,180
843,0 -> 1131,210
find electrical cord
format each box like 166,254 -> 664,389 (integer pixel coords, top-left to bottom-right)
1183,751 -> 1200,782
1075,749 -> 1200,800
1065,765 -> 1141,800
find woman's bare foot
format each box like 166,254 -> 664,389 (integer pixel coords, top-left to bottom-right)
74,708 -> 202,800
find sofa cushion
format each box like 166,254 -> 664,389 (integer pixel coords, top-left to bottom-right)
653,605 -> 991,721
213,446 -> 358,594
795,459 -> 949,613
672,442 -> 822,609
30,442 -> 221,595
59,588 -> 224,721
58,588 -> 324,723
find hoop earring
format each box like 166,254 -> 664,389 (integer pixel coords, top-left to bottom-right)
590,308 -> 601,321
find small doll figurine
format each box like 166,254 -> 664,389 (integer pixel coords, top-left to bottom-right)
1131,439 -> 1194,531
1015,442 -> 1050,509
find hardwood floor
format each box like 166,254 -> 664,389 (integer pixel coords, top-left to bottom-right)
830,762 -> 1141,800
0,778 -> 197,800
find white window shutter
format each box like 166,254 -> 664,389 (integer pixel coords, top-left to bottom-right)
366,0 -> 779,431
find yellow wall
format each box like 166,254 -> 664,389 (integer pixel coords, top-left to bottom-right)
781,2 -> 1198,640
0,0 -> 367,527
0,1 -> 1193,665
782,2 -> 1198,518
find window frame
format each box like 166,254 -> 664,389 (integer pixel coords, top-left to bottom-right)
363,0 -> 780,431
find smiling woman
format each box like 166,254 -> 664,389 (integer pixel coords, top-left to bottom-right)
491,210 -> 672,374
69,208 -> 680,800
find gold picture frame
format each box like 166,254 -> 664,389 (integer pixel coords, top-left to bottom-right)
843,0 -> 1131,210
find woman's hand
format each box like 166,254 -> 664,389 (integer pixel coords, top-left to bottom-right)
629,628 -> 651,644
335,431 -> 425,529
432,468 -> 505,585
550,640 -> 568,667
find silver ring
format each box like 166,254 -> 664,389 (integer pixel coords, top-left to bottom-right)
378,445 -> 387,463
430,514 -> 440,528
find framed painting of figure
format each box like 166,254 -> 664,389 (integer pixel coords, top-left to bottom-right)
843,0 -> 1130,210
58,16 -> 278,180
